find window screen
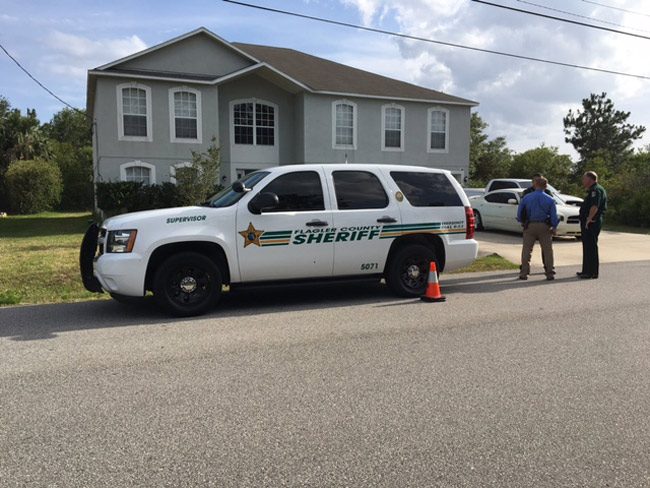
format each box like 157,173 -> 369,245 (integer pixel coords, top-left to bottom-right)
122,87 -> 147,137
390,172 -> 463,207
124,166 -> 151,185
174,91 -> 198,139
260,171 -> 325,212
429,110 -> 446,150
233,102 -> 254,145
335,103 -> 354,146
333,171 -> 389,210
384,107 -> 402,149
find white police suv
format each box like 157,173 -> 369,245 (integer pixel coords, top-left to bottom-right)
80,164 -> 478,316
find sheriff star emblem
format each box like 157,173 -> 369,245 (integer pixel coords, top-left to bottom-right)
239,222 -> 264,247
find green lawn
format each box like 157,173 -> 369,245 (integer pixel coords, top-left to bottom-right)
0,212 -> 107,306
451,253 -> 519,274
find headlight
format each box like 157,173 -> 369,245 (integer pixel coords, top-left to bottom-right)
106,230 -> 137,253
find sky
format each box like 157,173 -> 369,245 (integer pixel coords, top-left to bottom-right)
1,0 -> 649,156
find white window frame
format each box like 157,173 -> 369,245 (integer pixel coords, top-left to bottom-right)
381,104 -> 405,152
116,82 -> 153,142
120,161 -> 156,185
169,87 -> 202,144
169,162 -> 193,184
332,99 -> 357,150
427,107 -> 449,154
229,98 -> 278,147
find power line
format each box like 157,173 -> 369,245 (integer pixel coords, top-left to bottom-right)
516,0 -> 650,35
472,0 -> 650,40
0,41 -> 83,113
580,0 -> 650,18
222,0 -> 650,81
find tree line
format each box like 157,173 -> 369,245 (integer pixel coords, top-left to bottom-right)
0,97 -> 93,213
470,92 -> 649,227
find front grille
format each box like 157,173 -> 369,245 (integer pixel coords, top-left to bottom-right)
567,216 -> 580,224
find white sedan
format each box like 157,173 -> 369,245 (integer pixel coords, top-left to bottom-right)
471,188 -> 581,237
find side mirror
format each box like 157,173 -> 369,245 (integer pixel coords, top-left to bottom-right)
507,199 -> 518,205
232,181 -> 249,193
249,192 -> 280,215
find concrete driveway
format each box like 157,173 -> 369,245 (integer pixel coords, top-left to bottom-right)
476,229 -> 650,268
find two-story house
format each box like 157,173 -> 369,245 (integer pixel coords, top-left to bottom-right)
87,27 -> 477,189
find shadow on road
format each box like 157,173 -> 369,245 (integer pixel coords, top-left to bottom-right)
0,269 -> 580,341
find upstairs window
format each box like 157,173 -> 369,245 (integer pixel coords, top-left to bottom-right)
382,105 -> 404,151
232,100 -> 276,146
428,108 -> 448,152
332,100 -> 357,149
170,88 -> 201,142
117,84 -> 152,141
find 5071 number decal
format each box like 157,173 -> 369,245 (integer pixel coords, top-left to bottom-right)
360,263 -> 379,271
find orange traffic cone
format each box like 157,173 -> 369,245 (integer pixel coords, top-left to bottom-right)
421,261 -> 446,302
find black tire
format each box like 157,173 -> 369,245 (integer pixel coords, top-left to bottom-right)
110,293 -> 147,305
474,210 -> 484,231
152,252 -> 223,317
385,244 -> 437,298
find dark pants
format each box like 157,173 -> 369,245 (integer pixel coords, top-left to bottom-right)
580,220 -> 601,276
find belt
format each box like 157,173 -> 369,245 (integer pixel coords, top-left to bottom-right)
528,220 -> 548,223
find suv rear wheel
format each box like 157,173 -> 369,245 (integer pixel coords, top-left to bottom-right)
152,252 -> 223,317
385,244 -> 437,298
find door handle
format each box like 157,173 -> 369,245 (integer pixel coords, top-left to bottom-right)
377,216 -> 397,223
305,220 -> 329,227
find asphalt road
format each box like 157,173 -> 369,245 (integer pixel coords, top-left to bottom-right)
1,262 -> 649,487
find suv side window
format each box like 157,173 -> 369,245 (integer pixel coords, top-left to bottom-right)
390,171 -> 463,207
490,181 -> 519,191
259,171 -> 325,212
333,171 -> 389,210
485,192 -> 515,204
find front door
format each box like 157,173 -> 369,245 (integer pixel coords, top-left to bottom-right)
236,169 -> 334,282
324,168 -> 401,276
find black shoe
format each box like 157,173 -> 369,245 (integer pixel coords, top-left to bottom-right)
576,272 -> 585,277
578,274 -> 596,279
546,275 -> 555,281
519,275 -> 528,281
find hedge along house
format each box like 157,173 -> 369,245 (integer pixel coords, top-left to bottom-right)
86,27 -> 477,193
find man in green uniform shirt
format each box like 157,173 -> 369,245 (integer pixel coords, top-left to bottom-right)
578,171 -> 608,279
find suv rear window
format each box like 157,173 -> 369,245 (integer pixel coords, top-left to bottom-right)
333,171 -> 388,210
390,172 -> 463,207
490,181 -> 520,191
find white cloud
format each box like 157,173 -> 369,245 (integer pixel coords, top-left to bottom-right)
41,31 -> 147,82
340,0 -> 650,155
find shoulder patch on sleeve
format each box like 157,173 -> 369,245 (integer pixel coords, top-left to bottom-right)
591,191 -> 596,197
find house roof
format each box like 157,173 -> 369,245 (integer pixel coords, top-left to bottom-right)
87,27 -> 477,116
232,42 -> 476,106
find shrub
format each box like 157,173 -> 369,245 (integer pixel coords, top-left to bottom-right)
50,142 -> 94,211
5,159 -> 62,213
96,181 -> 185,214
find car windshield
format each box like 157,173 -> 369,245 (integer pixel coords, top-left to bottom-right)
206,171 -> 270,208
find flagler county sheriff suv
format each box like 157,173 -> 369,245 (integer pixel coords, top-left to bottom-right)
80,164 -> 479,316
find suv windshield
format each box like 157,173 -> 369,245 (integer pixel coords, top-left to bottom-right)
207,171 -> 269,208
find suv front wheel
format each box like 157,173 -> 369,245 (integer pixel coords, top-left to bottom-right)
153,252 -> 223,317
385,244 -> 438,298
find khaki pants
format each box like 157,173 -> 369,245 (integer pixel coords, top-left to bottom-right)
520,222 -> 554,278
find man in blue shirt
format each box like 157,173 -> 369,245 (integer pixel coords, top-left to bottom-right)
517,176 -> 559,281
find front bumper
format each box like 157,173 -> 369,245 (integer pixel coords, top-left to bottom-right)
557,221 -> 581,237
79,224 -> 147,296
